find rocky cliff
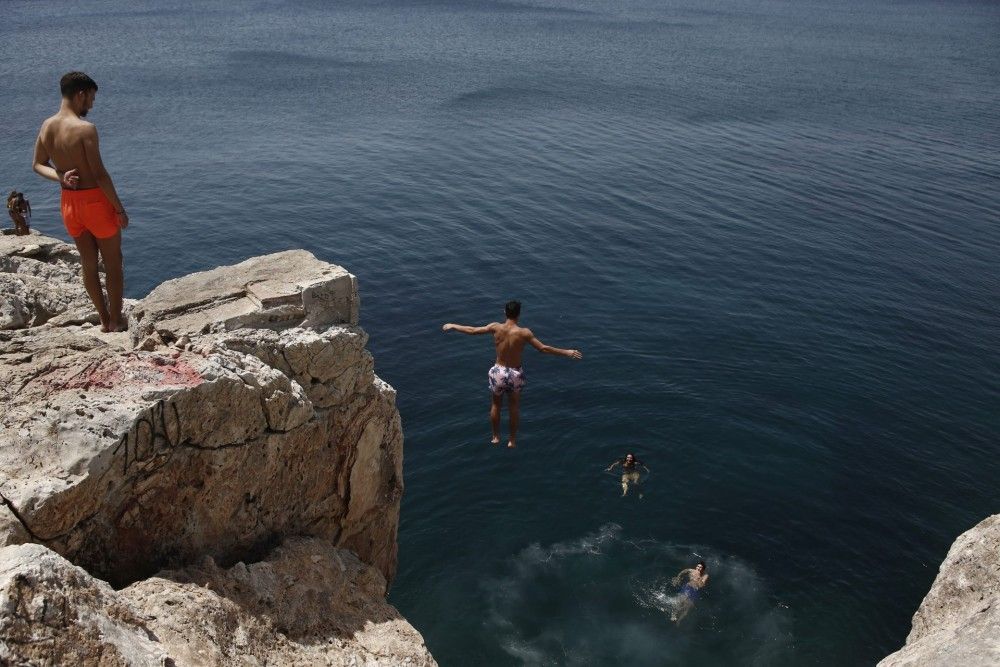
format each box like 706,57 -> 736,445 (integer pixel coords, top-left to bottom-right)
879,514 -> 1000,666
0,231 -> 435,665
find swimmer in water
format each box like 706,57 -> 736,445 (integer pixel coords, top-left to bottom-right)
605,453 -> 649,496
670,560 -> 708,623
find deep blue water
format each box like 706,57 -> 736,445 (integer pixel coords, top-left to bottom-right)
2,0 -> 999,664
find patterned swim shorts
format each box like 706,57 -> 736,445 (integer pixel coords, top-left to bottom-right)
488,364 -> 525,395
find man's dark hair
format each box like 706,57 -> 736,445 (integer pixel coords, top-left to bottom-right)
505,300 -> 521,319
696,560 -> 707,571
60,72 -> 98,98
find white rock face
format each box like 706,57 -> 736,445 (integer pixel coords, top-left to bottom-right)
879,515 -> 1000,666
0,237 -> 434,665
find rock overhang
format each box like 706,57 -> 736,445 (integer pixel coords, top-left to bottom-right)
129,249 -> 359,346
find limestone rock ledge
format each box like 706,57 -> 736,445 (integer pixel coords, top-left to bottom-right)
0,234 -> 435,665
879,515 -> 1000,666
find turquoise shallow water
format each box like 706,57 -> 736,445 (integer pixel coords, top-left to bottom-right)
2,0 -> 999,664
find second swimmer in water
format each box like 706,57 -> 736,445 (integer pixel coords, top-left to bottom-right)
670,560 -> 709,623
442,300 -> 582,448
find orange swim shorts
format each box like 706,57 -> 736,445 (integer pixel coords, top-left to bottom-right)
60,187 -> 120,239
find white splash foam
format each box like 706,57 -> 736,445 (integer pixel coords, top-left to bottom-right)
482,523 -> 794,665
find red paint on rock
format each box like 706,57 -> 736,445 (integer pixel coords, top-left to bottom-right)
49,354 -> 204,391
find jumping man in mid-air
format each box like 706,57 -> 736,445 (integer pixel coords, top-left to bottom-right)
33,71 -> 129,332
442,300 -> 582,448
606,453 -> 650,496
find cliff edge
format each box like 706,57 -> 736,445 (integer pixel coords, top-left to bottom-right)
879,514 -> 1000,666
0,232 -> 435,665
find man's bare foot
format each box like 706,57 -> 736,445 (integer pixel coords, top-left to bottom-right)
507,441 -> 516,448
670,613 -> 678,622
491,436 -> 501,445
106,319 -> 127,333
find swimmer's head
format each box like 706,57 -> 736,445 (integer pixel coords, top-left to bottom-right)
505,300 -> 521,319
625,453 -> 635,462
695,561 -> 706,573
60,72 -> 98,116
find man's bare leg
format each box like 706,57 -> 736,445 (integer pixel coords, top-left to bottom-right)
507,392 -> 520,448
72,231 -> 110,331
621,474 -> 629,497
490,393 -> 502,444
95,232 -> 124,331
673,598 -> 692,623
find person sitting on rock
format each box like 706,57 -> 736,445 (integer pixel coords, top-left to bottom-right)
6,191 -> 31,235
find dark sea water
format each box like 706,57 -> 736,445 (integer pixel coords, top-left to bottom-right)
2,0 -> 999,664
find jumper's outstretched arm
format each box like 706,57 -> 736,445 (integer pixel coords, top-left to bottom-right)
442,322 -> 497,335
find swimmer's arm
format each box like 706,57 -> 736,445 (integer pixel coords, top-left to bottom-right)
527,331 -> 582,359
442,322 -> 497,335
671,569 -> 690,586
606,460 -> 621,471
81,126 -> 128,226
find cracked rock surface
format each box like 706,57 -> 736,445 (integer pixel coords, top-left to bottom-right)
879,515 -> 1000,666
0,237 -> 434,665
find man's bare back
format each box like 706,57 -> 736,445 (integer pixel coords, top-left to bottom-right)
491,320 -> 550,368
442,318 -> 583,367
37,114 -> 105,191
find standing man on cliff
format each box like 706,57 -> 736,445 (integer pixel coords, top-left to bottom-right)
442,300 -> 582,448
33,71 -> 129,332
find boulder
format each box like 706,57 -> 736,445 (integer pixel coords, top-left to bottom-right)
879,515 -> 1000,666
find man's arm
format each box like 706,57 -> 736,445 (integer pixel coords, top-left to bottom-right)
605,459 -> 621,471
671,569 -> 691,586
442,322 -> 497,335
527,331 -> 582,359
81,126 -> 128,229
32,134 -> 78,188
